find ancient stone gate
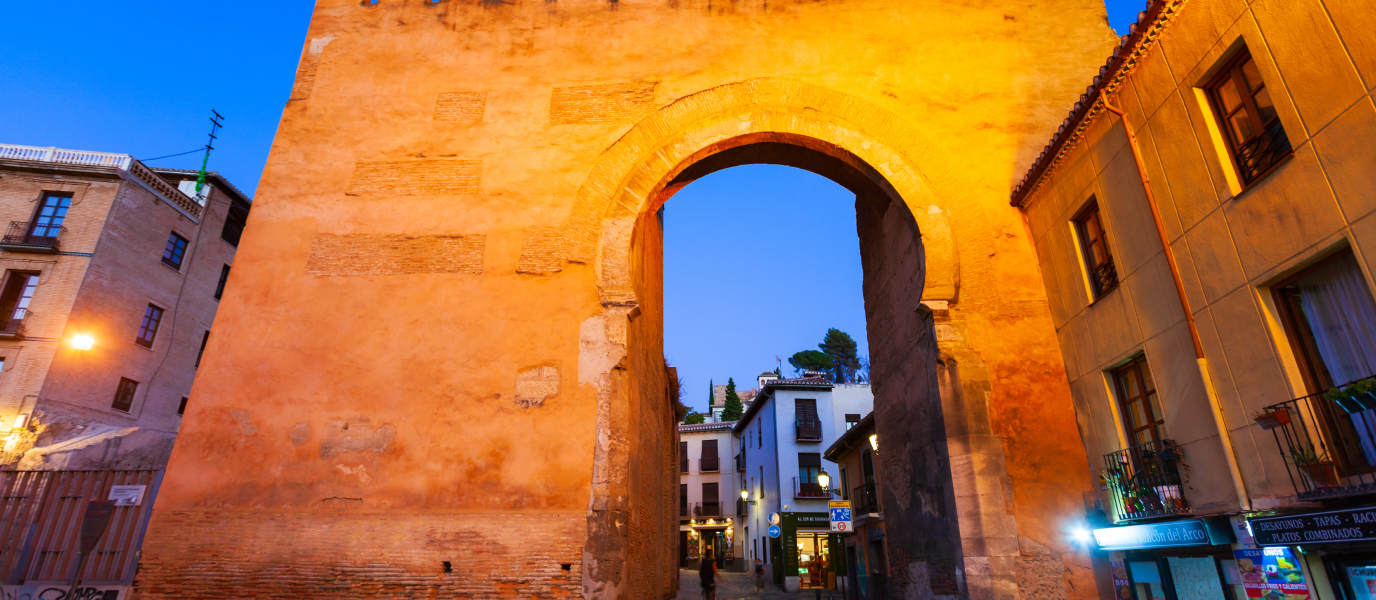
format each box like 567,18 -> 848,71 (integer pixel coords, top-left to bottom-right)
137,1 -> 1117,598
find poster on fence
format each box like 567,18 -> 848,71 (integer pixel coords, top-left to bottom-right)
1233,548 -> 1311,599
0,584 -> 126,600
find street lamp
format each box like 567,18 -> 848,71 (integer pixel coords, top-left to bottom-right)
818,468 -> 831,491
71,334 -> 94,351
869,433 -> 879,453
741,489 -> 757,505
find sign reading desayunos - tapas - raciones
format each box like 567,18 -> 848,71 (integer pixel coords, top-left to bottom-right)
1249,507 -> 1376,546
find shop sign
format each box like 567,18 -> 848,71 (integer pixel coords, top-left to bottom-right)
1092,518 -> 1232,550
1249,507 -> 1376,546
1231,548 -> 1310,599
829,501 -> 852,533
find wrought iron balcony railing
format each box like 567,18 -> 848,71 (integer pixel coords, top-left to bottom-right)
735,452 -> 745,472
1102,439 -> 1189,522
1092,256 -> 1119,297
737,498 -> 748,517
794,477 -> 829,499
0,222 -> 63,254
1260,376 -> 1376,501
699,457 -> 719,473
680,501 -> 689,518
1235,117 -> 1292,186
0,309 -> 31,339
852,482 -> 881,515
689,501 -> 722,518
796,419 -> 822,442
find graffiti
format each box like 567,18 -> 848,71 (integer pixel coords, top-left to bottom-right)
0,585 -> 125,600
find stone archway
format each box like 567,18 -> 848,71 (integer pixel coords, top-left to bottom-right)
135,1 -> 1113,598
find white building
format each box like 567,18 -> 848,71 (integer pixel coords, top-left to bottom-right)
678,421 -> 744,570
734,375 -> 873,592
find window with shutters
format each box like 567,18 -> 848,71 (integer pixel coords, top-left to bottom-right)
680,441 -> 688,473
215,264 -> 230,300
1206,48 -> 1291,187
701,439 -> 719,472
0,271 -> 39,338
845,413 -> 861,430
701,482 -> 720,517
680,483 -> 688,518
795,399 -> 821,441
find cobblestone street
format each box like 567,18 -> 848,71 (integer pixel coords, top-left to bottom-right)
676,569 -> 852,600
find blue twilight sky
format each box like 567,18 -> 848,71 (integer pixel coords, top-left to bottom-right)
0,1 -> 1145,415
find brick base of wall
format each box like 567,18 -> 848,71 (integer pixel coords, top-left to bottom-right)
134,510 -> 586,599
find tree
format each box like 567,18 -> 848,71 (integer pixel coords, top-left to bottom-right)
682,411 -> 706,424
819,328 -> 861,383
789,350 -> 834,375
773,366 -> 783,378
721,378 -> 744,421
854,355 -> 871,383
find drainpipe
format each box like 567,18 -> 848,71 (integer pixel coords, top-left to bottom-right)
1099,90 -> 1252,512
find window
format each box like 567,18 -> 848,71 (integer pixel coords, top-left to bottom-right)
112,377 -> 138,412
798,453 -> 821,495
136,304 -> 164,348
1074,200 -> 1118,298
680,441 -> 689,473
702,482 -> 719,515
1206,49 -> 1290,186
177,396 -> 188,416
1273,250 -> 1376,470
29,193 -> 71,239
215,264 -> 230,300
1113,356 -> 1165,446
845,413 -> 861,430
795,399 -> 821,440
701,439 -> 719,472
196,330 -> 210,368
839,466 -> 849,500
0,272 -> 40,334
221,201 -> 248,247
680,483 -> 688,517
162,232 -> 189,270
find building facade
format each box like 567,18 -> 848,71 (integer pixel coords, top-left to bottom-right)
825,412 -> 886,600
1014,0 -> 1376,597
734,376 -> 872,592
0,144 -> 248,471
678,421 -> 742,571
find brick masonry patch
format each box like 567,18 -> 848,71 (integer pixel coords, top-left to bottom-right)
347,159 -> 481,195
549,82 -> 657,125
306,233 -> 485,276
433,92 -> 486,123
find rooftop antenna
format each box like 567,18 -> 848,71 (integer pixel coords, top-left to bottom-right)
195,110 -> 224,195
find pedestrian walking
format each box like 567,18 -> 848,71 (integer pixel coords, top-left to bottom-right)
699,552 -> 719,600
754,558 -> 765,593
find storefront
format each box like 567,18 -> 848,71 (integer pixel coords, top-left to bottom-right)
778,512 -> 843,592
1094,518 -> 1241,599
1250,505 -> 1376,599
682,519 -> 735,568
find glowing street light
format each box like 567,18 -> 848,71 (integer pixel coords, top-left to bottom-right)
818,468 -> 831,491
869,433 -> 879,453
71,334 -> 94,351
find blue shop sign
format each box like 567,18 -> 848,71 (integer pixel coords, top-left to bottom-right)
1249,507 -> 1376,546
1092,518 -> 1234,551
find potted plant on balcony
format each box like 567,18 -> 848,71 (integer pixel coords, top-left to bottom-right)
1325,379 -> 1376,415
1253,407 -> 1291,430
1292,444 -> 1340,490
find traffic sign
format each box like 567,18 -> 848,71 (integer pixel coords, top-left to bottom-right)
769,512 -> 781,526
768,525 -> 781,538
829,501 -> 852,533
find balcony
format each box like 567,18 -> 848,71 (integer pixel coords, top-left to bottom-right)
1236,117 -> 1292,186
852,482 -> 880,515
735,452 -> 745,472
680,502 -> 689,518
794,477 -> 829,499
1101,440 -> 1189,522
1260,378 -> 1376,501
680,457 -> 689,473
699,457 -> 719,473
737,498 -> 748,517
686,501 -> 723,518
0,310 -> 31,340
0,222 -> 63,254
796,419 -> 822,442
1092,256 -> 1119,296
